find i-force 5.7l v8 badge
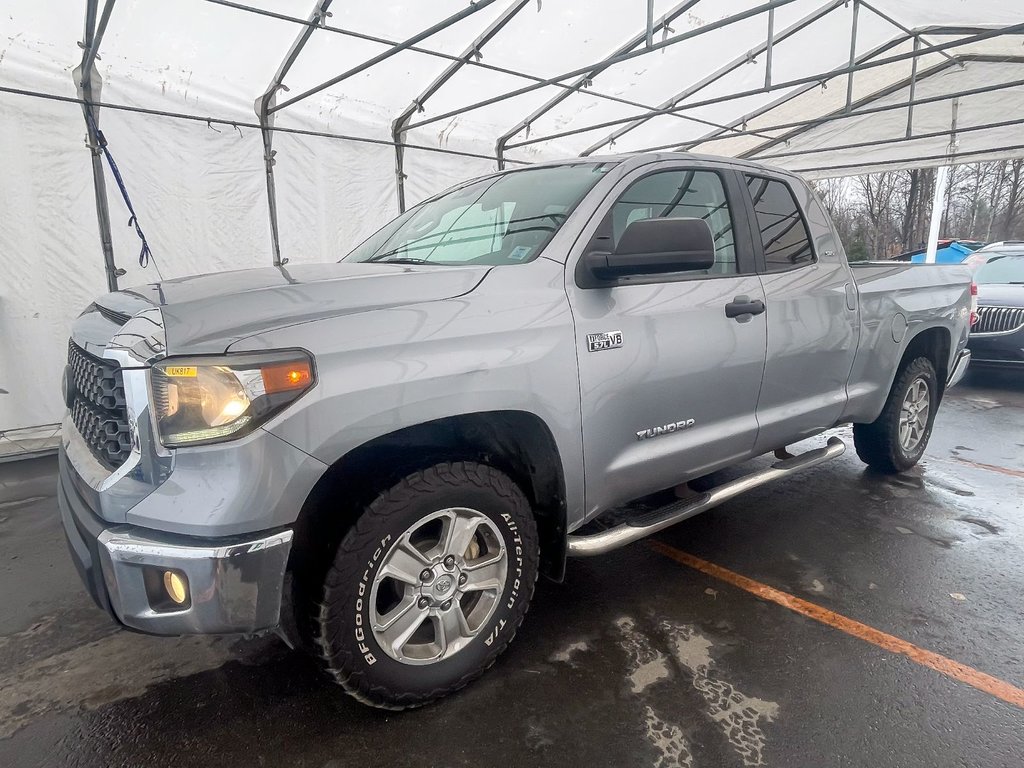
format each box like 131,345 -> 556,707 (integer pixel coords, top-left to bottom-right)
587,330 -> 623,352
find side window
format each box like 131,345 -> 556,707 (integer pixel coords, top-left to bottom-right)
608,170 -> 737,276
745,175 -> 815,271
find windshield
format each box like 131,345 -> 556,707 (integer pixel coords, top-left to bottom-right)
975,254 -> 1024,285
344,163 -> 613,266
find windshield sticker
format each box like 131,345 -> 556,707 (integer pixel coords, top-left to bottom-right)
508,245 -> 533,261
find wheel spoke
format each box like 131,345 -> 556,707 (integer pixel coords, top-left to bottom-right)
442,512 -> 481,560
377,599 -> 428,655
436,602 -> 472,651
462,556 -> 505,593
380,541 -> 431,585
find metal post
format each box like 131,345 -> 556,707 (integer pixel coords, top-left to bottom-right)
494,0 -> 700,168
846,0 -> 859,113
509,23 -> 1023,152
74,0 -> 120,292
646,0 -> 655,48
926,165 -> 950,263
255,0 -> 333,267
393,0 -> 530,212
765,6 -> 775,88
405,0 -> 802,133
859,0 -> 960,67
578,0 -> 848,156
269,0 -> 498,116
906,36 -> 919,138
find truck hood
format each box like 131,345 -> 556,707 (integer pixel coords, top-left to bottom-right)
976,283 -> 1024,307
95,262 -> 491,355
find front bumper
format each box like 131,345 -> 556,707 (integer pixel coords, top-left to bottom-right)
59,451 -> 293,635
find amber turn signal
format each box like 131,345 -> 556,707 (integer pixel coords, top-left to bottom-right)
260,361 -> 313,394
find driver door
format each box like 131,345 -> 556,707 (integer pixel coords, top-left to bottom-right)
566,162 -> 767,518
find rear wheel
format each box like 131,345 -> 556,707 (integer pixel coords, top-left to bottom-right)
315,461 -> 539,709
854,356 -> 938,473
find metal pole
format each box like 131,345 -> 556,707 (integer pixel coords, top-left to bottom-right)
206,0 -> 712,132
255,0 -> 333,267
859,0 -> 960,66
846,0 -> 859,112
793,141 -> 1024,176
765,7 -> 775,88
647,34 -> 907,154
747,117 -> 1021,162
646,0 -> 655,48
925,165 -> 949,263
621,70 -> 1024,157
495,0 -> 701,167
405,0 -> 802,133
393,0 -> 531,212
507,24 -> 1024,152
906,36 -> 919,138
269,0 -> 498,115
74,0 -> 120,293
579,0 -> 845,155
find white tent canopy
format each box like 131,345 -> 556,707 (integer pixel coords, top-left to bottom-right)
1,0 -> 1022,443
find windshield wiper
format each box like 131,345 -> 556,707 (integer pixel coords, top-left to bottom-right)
371,256 -> 433,265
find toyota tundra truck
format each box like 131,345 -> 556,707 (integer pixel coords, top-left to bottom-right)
58,153 -> 973,709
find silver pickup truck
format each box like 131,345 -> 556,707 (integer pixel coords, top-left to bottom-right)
58,153 -> 973,709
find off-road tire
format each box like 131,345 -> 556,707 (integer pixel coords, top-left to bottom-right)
314,461 -> 539,709
853,356 -> 938,473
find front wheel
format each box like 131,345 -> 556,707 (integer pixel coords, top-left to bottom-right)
315,462 -> 539,709
854,356 -> 938,473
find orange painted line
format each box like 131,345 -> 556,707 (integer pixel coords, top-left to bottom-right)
948,456 -> 1024,479
648,539 -> 1024,710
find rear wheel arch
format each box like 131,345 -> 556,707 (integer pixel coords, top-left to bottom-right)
896,326 -> 951,400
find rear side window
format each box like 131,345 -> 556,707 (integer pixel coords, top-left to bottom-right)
608,170 -> 737,276
745,175 -> 815,272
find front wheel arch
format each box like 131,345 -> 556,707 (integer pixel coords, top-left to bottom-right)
281,411 -> 567,651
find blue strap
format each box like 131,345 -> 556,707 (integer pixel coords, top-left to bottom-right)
85,109 -> 153,269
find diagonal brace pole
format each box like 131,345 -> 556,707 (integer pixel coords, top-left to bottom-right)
269,0 -> 499,116
494,0 -> 701,169
393,0 -> 531,212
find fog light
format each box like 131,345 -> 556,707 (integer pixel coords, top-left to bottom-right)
163,570 -> 189,605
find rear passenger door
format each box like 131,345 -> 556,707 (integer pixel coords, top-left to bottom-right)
568,162 -> 768,517
742,173 -> 858,453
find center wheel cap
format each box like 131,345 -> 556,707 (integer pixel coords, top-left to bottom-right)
433,575 -> 454,597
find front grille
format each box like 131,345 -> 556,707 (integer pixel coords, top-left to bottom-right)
973,305 -> 1024,335
67,342 -> 132,469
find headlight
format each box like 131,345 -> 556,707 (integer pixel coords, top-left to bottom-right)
150,350 -> 315,447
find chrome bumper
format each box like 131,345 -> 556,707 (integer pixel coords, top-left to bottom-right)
97,528 -> 293,635
946,349 -> 971,389
59,452 -> 293,636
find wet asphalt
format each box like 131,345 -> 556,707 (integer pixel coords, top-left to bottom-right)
1,368 -> 1022,768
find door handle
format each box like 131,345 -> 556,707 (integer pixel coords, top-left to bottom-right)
725,296 -> 766,319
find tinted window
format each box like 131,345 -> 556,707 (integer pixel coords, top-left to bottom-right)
608,170 -> 737,276
745,175 -> 815,271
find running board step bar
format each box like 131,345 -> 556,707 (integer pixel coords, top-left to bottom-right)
566,437 -> 846,558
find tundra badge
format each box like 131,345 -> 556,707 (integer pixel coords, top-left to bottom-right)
636,419 -> 696,440
587,330 -> 623,352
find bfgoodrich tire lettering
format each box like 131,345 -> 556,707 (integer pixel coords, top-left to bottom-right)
315,461 -> 539,709
853,356 -> 938,473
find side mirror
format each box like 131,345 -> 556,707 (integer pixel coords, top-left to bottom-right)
578,217 -> 716,287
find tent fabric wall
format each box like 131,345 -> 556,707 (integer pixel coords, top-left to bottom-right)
1,0 -> 1022,439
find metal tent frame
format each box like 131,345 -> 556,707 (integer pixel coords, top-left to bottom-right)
68,0 -> 1024,287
